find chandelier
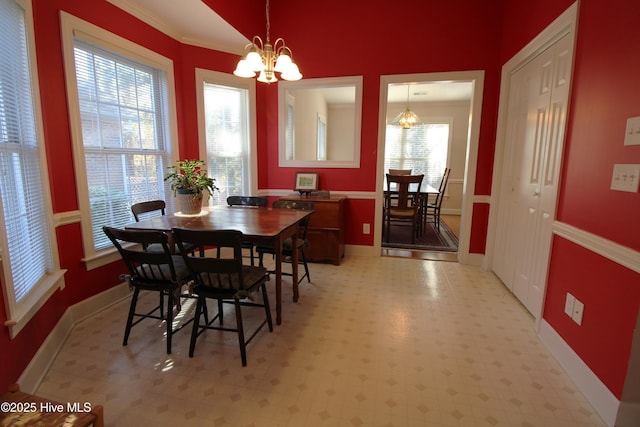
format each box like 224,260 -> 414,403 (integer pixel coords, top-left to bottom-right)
390,85 -> 422,129
233,0 -> 302,83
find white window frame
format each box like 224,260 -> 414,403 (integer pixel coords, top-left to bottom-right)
195,69 -> 257,203
0,0 -> 64,338
60,12 -> 179,270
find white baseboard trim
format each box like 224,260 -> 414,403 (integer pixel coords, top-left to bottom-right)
345,244 -> 379,257
18,283 -> 130,393
539,319 -> 619,427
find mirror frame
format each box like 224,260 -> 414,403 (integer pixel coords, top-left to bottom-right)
278,76 -> 363,168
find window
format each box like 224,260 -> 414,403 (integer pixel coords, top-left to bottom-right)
384,121 -> 451,188
0,0 -> 63,337
316,114 -> 327,160
196,69 -> 256,207
61,13 -> 178,268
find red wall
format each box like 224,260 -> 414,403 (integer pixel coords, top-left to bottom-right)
212,0 -> 504,251
546,0 -> 640,399
502,0 -> 640,400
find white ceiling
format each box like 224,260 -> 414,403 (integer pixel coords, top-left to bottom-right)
106,0 -> 473,103
106,0 -> 248,54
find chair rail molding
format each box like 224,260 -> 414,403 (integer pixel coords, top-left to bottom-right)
553,221 -> 640,274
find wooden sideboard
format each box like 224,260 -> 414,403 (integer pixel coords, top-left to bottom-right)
278,194 -> 346,265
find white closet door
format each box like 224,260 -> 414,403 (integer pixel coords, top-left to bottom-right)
494,33 -> 573,317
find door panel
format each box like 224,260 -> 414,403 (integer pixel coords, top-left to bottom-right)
493,33 -> 573,317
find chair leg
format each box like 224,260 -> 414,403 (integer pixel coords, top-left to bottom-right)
234,297 -> 247,367
249,246 -> 255,266
261,283 -> 273,332
123,288 -> 140,347
166,289 -> 174,354
301,251 -> 311,283
217,299 -> 224,325
189,296 -> 204,358
159,292 -> 164,320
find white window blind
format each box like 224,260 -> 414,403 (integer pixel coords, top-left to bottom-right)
73,40 -> 172,251
0,0 -> 54,303
203,82 -> 249,206
384,122 -> 450,188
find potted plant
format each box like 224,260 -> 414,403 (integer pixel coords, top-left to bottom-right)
164,159 -> 218,215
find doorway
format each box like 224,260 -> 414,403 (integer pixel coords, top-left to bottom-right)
375,71 -> 485,263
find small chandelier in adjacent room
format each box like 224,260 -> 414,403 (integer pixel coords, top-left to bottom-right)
390,85 -> 422,129
233,0 -> 302,83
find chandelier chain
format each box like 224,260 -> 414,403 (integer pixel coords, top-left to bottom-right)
265,0 -> 271,43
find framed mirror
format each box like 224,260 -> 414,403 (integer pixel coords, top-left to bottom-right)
278,76 -> 363,168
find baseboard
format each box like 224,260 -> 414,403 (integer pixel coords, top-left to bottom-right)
18,283 -> 130,393
345,244 -> 379,257
539,319 -> 619,426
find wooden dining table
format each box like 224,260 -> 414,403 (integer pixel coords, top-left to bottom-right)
125,205 -> 312,325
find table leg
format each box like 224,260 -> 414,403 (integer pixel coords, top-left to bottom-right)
291,225 -> 300,303
274,235 -> 283,325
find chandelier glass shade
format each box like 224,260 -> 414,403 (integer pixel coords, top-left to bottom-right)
390,86 -> 422,129
233,0 -> 302,83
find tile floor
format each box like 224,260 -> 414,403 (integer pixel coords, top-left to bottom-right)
37,255 -> 606,427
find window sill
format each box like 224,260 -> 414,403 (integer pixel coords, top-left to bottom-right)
83,247 -> 122,271
4,269 -> 67,339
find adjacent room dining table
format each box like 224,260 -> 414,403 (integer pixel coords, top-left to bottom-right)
125,205 -> 313,325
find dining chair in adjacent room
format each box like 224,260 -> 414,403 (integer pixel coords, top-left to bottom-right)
425,167 -> 451,233
226,196 -> 269,266
256,200 -> 314,285
384,173 -> 424,244
173,228 -> 272,366
103,226 -> 196,354
388,169 -> 411,175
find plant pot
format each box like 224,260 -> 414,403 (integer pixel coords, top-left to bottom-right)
176,190 -> 203,215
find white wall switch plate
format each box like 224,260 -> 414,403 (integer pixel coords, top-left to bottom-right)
611,164 -> 640,192
572,299 -> 584,325
564,293 -> 575,317
624,116 -> 640,146
363,223 -> 370,234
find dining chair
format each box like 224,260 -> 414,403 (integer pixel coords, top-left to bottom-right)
103,226 -> 196,354
384,174 -> 424,244
256,200 -> 314,285
425,168 -> 451,232
173,228 -> 272,366
226,196 -> 269,266
131,199 -> 166,222
131,199 -> 200,255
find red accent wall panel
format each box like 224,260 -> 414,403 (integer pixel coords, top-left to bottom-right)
500,0 -> 575,64
469,203 -> 490,254
544,237 -> 640,398
556,1 -> 640,251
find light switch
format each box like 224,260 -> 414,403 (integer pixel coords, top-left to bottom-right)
611,164 -> 640,193
572,299 -> 584,325
564,293 -> 575,317
624,116 -> 640,146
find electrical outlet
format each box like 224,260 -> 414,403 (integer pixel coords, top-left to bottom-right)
624,116 -> 640,146
611,164 -> 640,193
572,299 -> 584,325
363,223 -> 370,234
564,293 -> 575,317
